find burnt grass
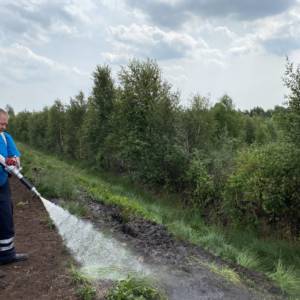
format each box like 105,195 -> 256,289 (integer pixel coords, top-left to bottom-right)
56,192 -> 286,300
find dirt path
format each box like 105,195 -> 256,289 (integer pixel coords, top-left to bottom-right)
0,178 -> 78,300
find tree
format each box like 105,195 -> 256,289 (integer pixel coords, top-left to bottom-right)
5,105 -> 15,118
249,106 -> 266,117
46,100 -> 65,153
212,94 -> 242,141
180,95 -> 214,153
282,58 -> 300,144
9,111 -> 31,142
81,66 -> 115,168
117,59 -> 180,185
64,91 -> 87,159
5,105 -> 16,134
28,109 -> 49,150
244,117 -> 256,145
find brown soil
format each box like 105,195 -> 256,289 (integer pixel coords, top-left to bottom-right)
0,178 -> 79,300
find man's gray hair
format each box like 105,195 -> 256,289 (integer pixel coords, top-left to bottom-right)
0,108 -> 8,116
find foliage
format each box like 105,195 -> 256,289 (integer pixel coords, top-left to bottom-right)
269,260 -> 300,297
81,66 -> 115,169
70,266 -> 96,300
179,95 -> 214,153
9,111 -> 31,142
7,58 -> 300,238
27,109 -> 49,150
185,151 -> 214,208
211,95 -> 242,140
62,201 -> 88,217
46,100 -> 65,153
282,58 -> 300,145
199,260 -> 241,285
116,59 -> 179,186
106,277 -> 166,300
225,142 -> 300,235
64,91 -> 87,159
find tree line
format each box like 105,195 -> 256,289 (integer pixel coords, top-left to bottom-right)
7,59 -> 300,238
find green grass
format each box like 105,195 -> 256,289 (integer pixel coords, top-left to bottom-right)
18,143 -> 300,298
43,216 -> 56,230
236,250 -> 259,269
62,201 -> 88,218
205,261 -> 241,285
188,256 -> 241,285
269,260 -> 300,297
70,265 -> 96,300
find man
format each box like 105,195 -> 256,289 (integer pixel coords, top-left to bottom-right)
0,108 -> 28,265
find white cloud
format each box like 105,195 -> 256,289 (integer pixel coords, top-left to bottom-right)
1,0 -> 300,112
102,52 -> 134,64
0,44 -> 86,83
0,0 -> 106,46
104,23 -> 223,64
125,0 -> 297,28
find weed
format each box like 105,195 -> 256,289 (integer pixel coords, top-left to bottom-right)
70,266 -> 96,300
213,266 -> 241,285
45,216 -> 55,230
40,216 -> 56,230
191,257 -> 241,285
106,277 -> 167,300
269,260 -> 300,298
63,201 -> 88,217
78,285 -> 96,300
236,250 -> 259,269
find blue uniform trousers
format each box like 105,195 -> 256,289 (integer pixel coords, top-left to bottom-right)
0,180 -> 15,262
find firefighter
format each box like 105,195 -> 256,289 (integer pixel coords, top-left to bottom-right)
0,108 -> 28,265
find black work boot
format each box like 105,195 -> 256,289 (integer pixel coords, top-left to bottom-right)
0,253 -> 28,265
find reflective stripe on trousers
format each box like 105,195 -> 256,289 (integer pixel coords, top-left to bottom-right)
0,180 -> 15,261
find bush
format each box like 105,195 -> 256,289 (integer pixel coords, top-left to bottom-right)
185,140 -> 236,212
185,153 -> 214,208
224,142 -> 300,236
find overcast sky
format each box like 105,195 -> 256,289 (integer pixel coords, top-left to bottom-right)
1,0 -> 300,112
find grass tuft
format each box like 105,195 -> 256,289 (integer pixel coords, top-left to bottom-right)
62,201 -> 88,217
236,250 -> 259,269
269,260 -> 300,297
106,277 -> 167,300
195,257 -> 241,285
70,266 -> 96,300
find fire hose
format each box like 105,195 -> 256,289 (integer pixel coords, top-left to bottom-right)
0,157 -> 41,199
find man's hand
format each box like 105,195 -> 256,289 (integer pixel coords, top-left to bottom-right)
6,157 -> 17,166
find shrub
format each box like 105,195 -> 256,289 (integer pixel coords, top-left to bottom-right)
185,154 -> 214,208
224,142 -> 300,236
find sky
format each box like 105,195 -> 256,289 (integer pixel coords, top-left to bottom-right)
1,0 -> 300,113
